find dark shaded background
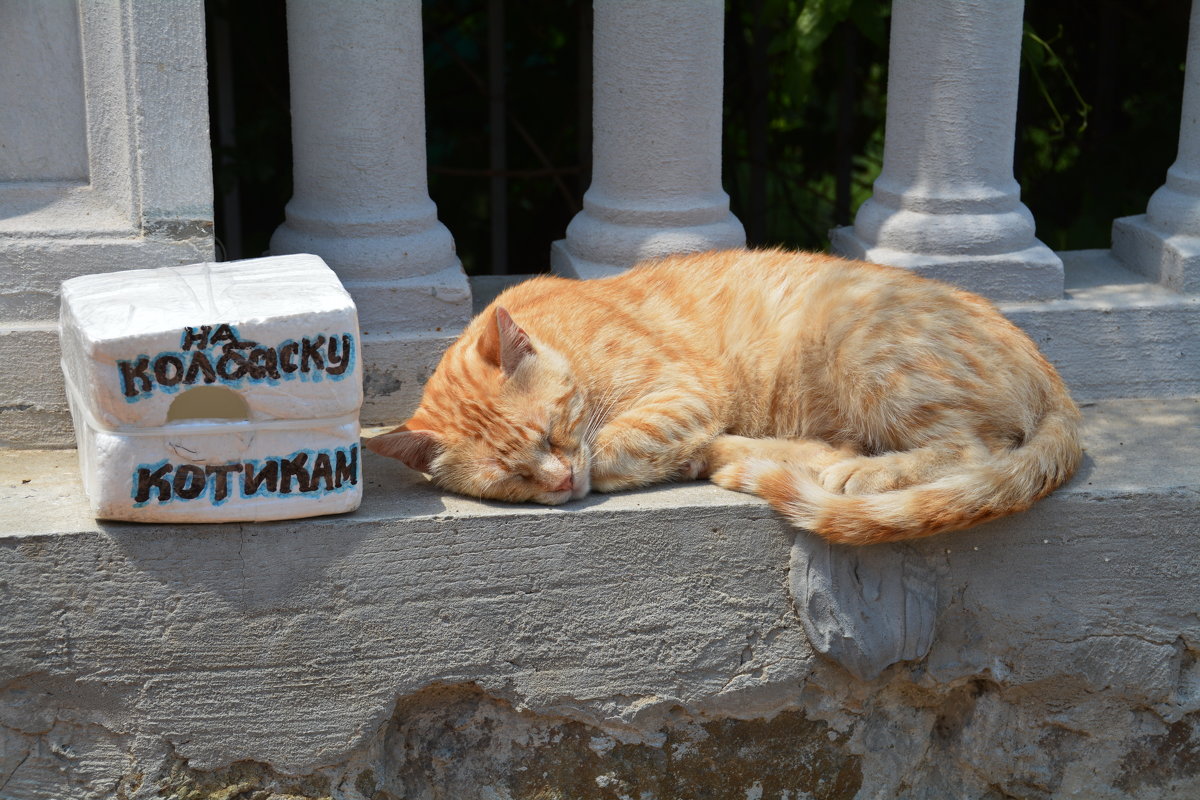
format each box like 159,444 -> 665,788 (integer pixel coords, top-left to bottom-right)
206,0 -> 1189,275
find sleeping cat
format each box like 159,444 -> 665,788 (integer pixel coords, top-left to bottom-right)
367,249 -> 1081,544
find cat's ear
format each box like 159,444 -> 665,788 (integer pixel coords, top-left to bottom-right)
478,306 -> 535,375
496,306 -> 536,374
364,427 -> 442,474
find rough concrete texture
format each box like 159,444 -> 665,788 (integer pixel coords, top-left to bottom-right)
359,330 -> 461,428
1112,213 -> 1200,294
0,325 -> 65,449
1,396 -> 1198,798
1001,250 -> 1200,400
0,1 -> 88,182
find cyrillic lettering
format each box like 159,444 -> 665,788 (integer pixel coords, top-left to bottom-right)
205,463 -> 243,502
134,463 -> 172,503
173,464 -> 206,500
279,452 -> 311,494
334,445 -> 359,488
119,357 -> 153,398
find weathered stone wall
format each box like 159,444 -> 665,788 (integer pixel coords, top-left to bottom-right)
7,662 -> 1200,799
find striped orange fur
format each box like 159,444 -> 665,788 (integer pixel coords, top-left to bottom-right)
367,249 -> 1082,544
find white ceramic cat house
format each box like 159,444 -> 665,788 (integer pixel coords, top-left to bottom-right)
59,254 -> 363,522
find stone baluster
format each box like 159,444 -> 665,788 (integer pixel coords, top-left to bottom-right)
1111,0 -> 1200,293
551,0 -> 745,279
830,0 -> 1063,302
270,0 -> 470,338
270,0 -> 471,424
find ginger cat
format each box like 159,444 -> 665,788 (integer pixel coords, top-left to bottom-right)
367,250 -> 1081,544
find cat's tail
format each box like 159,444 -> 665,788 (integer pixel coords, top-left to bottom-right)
714,406 -> 1082,545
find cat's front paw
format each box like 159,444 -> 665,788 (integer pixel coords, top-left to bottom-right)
591,474 -> 651,493
709,457 -> 779,494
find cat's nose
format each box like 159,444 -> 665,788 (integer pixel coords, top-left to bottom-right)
549,462 -> 576,494
549,470 -> 573,493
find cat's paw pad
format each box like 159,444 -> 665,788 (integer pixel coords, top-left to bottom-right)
818,459 -> 901,495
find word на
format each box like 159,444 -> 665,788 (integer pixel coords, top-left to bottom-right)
117,323 -> 355,401
132,445 -> 359,506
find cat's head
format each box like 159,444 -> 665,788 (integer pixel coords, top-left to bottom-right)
365,306 -> 591,504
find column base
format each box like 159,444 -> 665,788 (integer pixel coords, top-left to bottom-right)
551,210 -> 746,279
1111,214 -> 1200,294
270,225 -> 472,335
829,226 -> 1065,302
271,222 -> 473,426
549,241 -> 630,280
338,265 -> 473,335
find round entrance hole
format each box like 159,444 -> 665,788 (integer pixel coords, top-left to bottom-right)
166,386 -> 250,422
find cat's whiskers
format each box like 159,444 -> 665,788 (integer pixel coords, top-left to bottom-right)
474,461 -> 506,497
582,385 -> 629,448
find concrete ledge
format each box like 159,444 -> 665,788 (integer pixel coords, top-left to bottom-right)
1,397 -> 1198,798
1113,213 -> 1200,295
359,329 -> 462,429
1002,250 -> 1200,400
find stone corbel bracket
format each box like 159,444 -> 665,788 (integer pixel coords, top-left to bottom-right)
790,535 -> 939,681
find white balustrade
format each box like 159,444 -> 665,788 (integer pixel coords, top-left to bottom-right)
6,0 -> 1200,448
551,0 -> 746,279
830,0 -> 1064,302
1112,0 -> 1200,293
270,0 -> 471,335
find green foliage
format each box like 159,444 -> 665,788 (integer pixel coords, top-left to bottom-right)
723,0 -> 889,249
1016,0 -> 1188,251
424,0 -> 588,274
1023,24 -> 1092,142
